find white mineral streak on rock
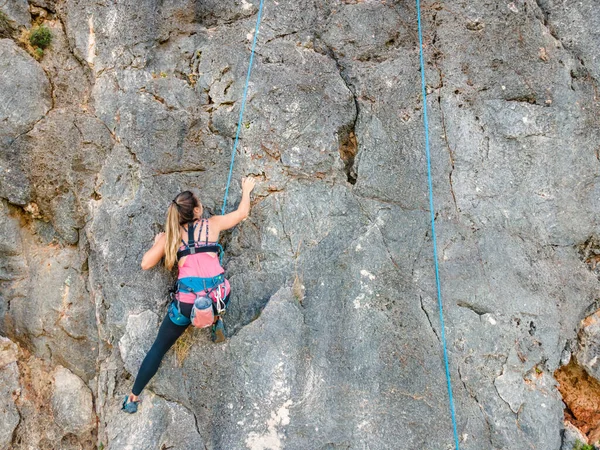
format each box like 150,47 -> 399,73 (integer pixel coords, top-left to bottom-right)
360,269 -> 376,280
245,399 -> 293,450
245,362 -> 293,450
354,292 -> 365,309
105,8 -> 118,35
87,16 -> 96,66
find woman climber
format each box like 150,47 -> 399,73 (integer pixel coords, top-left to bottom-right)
122,177 -> 256,413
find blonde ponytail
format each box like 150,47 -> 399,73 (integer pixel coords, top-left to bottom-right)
164,191 -> 200,270
164,203 -> 181,270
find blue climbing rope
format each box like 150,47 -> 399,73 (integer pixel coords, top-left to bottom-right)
416,1 -> 460,449
221,0 -> 265,216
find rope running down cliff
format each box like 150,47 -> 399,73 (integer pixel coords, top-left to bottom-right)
221,0 -> 265,215
416,1 -> 461,448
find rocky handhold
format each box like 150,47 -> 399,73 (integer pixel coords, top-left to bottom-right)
0,0 -> 30,31
0,337 -> 20,450
0,40 -> 51,137
555,359 -> 600,444
576,310 -> 600,381
105,392 -> 204,450
8,236 -> 99,382
118,310 -> 160,376
0,39 -> 51,205
561,421 -> 589,450
51,366 -> 95,435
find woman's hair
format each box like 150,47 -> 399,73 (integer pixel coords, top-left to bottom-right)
164,191 -> 202,270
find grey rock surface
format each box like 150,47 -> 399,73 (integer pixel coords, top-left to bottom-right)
0,337 -> 20,450
576,311 -> 600,381
537,0 -> 600,82
52,366 -> 95,435
104,391 -> 204,450
0,0 -> 599,449
0,0 -> 30,31
0,337 -> 96,450
561,421 -> 589,450
6,224 -> 99,381
0,39 -> 51,139
119,309 -> 160,376
0,39 -> 52,205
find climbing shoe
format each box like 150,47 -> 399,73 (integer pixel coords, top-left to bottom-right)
121,395 -> 139,414
212,317 -> 226,343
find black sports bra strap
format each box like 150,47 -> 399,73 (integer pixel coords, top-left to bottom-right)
187,222 -> 196,246
204,219 -> 209,245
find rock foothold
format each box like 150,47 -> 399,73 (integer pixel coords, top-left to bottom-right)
51,366 -> 95,436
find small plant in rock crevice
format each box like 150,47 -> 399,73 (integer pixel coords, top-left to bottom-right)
29,26 -> 52,48
173,326 -> 194,365
573,440 -> 595,450
20,25 -> 53,60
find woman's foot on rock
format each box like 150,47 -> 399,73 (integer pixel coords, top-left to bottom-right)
211,317 -> 226,343
121,394 -> 140,414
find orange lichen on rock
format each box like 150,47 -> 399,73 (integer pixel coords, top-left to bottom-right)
555,359 -> 600,444
582,310 -> 600,329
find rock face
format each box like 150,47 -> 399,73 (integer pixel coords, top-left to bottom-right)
0,336 -> 96,449
52,366 -> 95,436
0,337 -> 20,450
1,1 -> 600,449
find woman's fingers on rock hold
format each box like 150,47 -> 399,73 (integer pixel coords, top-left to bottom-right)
242,177 -> 256,192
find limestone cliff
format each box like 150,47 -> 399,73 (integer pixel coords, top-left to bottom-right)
1,1 -> 599,449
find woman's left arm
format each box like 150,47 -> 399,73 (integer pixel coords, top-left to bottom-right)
141,232 -> 166,270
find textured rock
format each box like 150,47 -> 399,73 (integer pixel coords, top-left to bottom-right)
105,392 -> 203,450
0,0 -> 600,449
118,309 -> 160,376
52,366 -> 95,435
13,356 -> 96,450
0,337 -> 20,450
7,230 -> 99,381
577,311 -> 600,381
0,39 -> 52,205
537,0 -> 600,82
555,359 -> 600,444
8,110 -> 112,244
561,421 -> 589,450
0,337 -> 96,450
0,0 -> 30,31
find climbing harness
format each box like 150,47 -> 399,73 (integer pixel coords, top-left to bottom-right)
416,1 -> 460,448
176,218 -> 224,263
168,219 -> 229,328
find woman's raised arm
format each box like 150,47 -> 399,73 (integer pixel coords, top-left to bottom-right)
141,232 -> 166,270
211,177 -> 256,232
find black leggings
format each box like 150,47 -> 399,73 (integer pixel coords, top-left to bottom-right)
131,302 -> 192,396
